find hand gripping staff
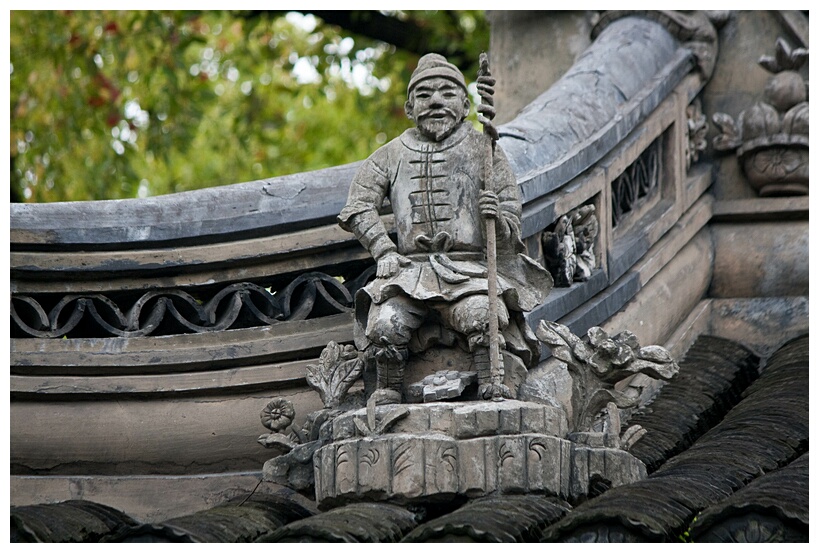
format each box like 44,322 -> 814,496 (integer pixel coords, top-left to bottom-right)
477,53 -> 504,401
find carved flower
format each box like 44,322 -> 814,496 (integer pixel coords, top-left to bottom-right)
261,398 -> 296,432
748,148 -> 805,182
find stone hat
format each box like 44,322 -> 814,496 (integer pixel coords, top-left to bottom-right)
407,53 -> 467,95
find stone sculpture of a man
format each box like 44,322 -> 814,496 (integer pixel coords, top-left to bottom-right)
339,53 -> 553,404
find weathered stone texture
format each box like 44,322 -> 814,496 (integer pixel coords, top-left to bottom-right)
710,221 -> 808,298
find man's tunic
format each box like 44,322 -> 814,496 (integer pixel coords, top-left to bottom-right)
339,122 -> 553,366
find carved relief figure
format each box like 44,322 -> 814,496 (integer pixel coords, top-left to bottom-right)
541,204 -> 599,286
712,38 -> 808,196
338,54 -> 553,404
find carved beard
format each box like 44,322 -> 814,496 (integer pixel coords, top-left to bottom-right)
415,109 -> 462,142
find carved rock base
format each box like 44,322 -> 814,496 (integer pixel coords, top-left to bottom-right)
313,401 -> 646,509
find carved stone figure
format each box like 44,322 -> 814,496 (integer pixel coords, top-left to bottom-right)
542,215 -> 576,287
542,205 -> 599,286
257,52 -> 682,510
571,205 -> 598,282
338,53 -> 553,404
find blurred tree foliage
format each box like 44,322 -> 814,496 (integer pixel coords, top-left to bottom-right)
10,10 -> 488,203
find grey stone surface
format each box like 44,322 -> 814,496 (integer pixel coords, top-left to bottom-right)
709,297 -> 809,359
315,398 -> 653,508
406,370 -> 476,403
526,269 -> 607,328
559,272 -> 640,339
314,433 -> 575,507
501,17 -> 692,206
331,400 -> 568,442
10,163 -> 360,247
568,446 -> 647,501
488,11 -> 593,125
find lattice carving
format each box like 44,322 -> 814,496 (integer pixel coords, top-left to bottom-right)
611,137 -> 662,228
11,270 -> 368,339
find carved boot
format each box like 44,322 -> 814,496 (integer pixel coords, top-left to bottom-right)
371,343 -> 408,405
473,344 -> 513,400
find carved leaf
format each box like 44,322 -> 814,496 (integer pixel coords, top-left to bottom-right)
615,330 -> 640,351
257,432 -> 296,455
529,439 -> 548,461
790,48 -> 809,70
353,417 -> 371,437
536,320 -> 592,366
306,341 -> 364,409
758,55 -> 781,74
499,441 -> 514,465
393,442 -> 413,475
637,345 -> 672,363
361,446 -> 380,467
630,358 -> 679,381
376,406 -> 409,434
440,445 -> 457,471
711,112 -> 740,151
621,424 -> 647,451
587,326 -> 609,347
774,38 -> 792,71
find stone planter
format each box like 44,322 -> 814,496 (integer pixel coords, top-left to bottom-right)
740,146 -> 809,197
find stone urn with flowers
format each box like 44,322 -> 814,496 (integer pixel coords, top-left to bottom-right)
712,38 -> 808,196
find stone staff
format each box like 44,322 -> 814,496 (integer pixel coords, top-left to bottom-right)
477,52 -> 504,400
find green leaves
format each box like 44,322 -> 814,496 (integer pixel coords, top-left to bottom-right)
14,10 -> 475,203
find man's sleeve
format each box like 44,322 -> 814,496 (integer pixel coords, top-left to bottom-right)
337,148 -> 397,260
492,146 -> 526,254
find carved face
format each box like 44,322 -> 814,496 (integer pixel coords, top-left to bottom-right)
406,77 -> 469,142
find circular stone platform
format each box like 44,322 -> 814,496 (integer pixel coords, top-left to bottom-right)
314,401 -> 646,508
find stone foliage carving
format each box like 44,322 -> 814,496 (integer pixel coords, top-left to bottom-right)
257,317 -> 679,505
542,204 -> 599,286
10,270 -> 365,339
686,98 -> 709,170
306,341 -> 365,410
712,38 -> 808,196
259,340 -> 370,492
536,321 -> 679,437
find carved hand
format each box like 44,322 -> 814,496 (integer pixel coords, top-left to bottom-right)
479,190 -> 500,219
376,251 -> 411,278
479,190 -> 513,240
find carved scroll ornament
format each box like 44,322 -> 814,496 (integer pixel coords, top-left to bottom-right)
10,269 -> 371,339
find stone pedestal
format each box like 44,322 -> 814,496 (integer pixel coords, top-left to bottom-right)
313,400 -> 646,509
